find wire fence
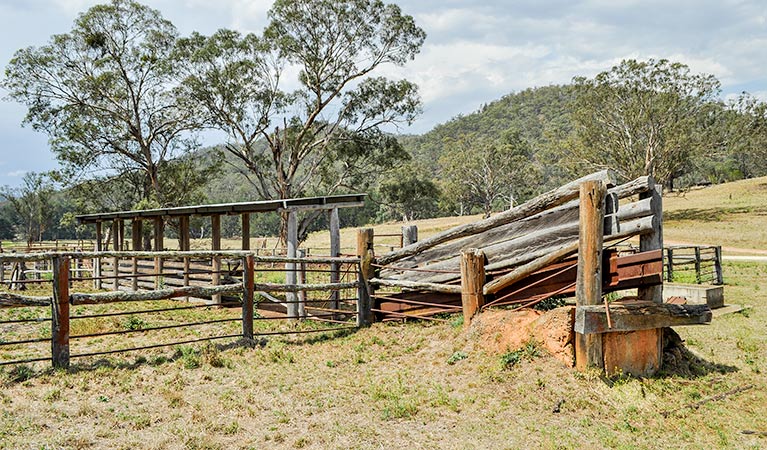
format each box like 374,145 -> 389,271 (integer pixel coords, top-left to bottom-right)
664,245 -> 723,285
0,251 -> 366,369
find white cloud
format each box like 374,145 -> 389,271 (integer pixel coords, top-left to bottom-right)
6,170 -> 27,177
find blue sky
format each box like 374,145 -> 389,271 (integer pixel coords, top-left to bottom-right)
1,0 -> 766,188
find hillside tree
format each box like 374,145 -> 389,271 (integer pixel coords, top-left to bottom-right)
570,59 -> 721,188
175,0 -> 425,242
0,172 -> 56,244
439,131 -> 536,218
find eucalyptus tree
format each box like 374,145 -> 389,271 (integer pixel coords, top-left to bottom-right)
176,0 -> 426,241
3,0 -> 204,207
0,172 -> 55,244
439,131 -> 536,218
570,59 -> 721,188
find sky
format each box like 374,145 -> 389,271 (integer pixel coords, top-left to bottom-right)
1,0 -> 766,188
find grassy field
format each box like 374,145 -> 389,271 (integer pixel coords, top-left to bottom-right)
2,178 -> 767,449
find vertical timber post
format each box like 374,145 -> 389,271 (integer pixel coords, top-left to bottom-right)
153,217 -> 164,290
285,210 -> 298,318
575,180 -> 606,372
638,182 -> 663,302
402,225 -> 418,247
180,216 -> 191,301
241,213 -> 250,250
131,219 -> 142,291
356,228 -> 374,326
94,221 -> 103,290
460,248 -> 485,329
242,255 -> 255,341
211,215 -> 222,305
694,247 -> 702,284
714,246 -> 723,285
666,247 -> 674,283
51,256 -> 70,369
297,249 -> 307,319
111,220 -> 120,290
329,208 -> 341,315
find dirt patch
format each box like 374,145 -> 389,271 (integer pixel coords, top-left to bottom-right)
466,307 -> 574,366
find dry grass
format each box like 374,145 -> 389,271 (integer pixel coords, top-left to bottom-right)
2,179 -> 767,448
0,259 -> 765,449
664,177 -> 767,252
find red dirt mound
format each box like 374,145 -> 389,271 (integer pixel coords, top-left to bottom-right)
466,307 -> 575,367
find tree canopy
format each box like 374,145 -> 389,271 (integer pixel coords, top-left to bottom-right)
570,59 -> 721,187
3,0 -> 203,207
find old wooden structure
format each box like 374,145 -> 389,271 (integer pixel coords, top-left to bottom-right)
361,170 -> 712,376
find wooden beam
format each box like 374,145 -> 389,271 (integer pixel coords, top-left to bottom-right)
242,255 -> 255,340
575,302 -> 712,334
377,169 -> 617,266
575,180 -> 607,371
153,217 -> 164,291
370,278 -> 462,294
357,228 -> 375,325
329,208 -> 340,312
285,210 -> 298,318
638,182 -> 663,303
483,241 -> 578,295
51,256 -> 70,369
460,248 -> 485,329
211,214 -> 221,304
94,221 -> 103,290
131,219 -> 142,291
402,225 -> 418,247
241,213 -> 250,250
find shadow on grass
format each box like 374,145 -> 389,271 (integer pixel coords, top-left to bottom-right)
665,206 -> 767,222
1,327 -> 360,382
655,327 -> 738,379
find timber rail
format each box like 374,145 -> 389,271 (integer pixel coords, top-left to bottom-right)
0,251 -> 367,369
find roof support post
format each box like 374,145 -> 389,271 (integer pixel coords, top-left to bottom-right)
285,209 -> 298,319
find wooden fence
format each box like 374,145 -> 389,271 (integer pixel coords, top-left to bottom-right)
0,251 -> 366,369
664,245 -> 723,285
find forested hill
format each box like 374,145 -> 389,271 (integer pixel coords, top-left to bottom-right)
399,85 -> 577,195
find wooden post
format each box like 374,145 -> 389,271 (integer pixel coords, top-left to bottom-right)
666,247 -> 674,282
285,210 -> 298,318
638,183 -> 663,303
460,248 -> 485,329
356,228 -> 375,326
94,221 -> 103,290
402,225 -> 418,247
241,213 -> 250,250
714,246 -> 723,285
211,214 -> 221,305
51,256 -> 70,369
694,247 -> 702,284
153,217 -> 164,290
575,180 -> 607,372
329,208 -> 340,314
297,249 -> 307,319
111,220 -> 120,290
242,255 -> 255,341
131,219 -> 142,291
179,216 -> 191,292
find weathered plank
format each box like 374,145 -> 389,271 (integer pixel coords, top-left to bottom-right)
0,293 -> 51,308
370,278 -> 462,294
483,241 -> 579,295
377,170 -> 617,265
575,302 -> 712,334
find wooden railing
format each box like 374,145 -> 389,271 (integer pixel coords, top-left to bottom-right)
664,245 -> 723,285
0,251 -> 366,369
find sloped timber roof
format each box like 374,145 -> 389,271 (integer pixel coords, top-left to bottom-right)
75,194 -> 367,224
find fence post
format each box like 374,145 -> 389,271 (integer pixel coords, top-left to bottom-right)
329,208 -> 341,314
575,180 -> 606,372
94,221 -> 102,290
356,228 -> 375,326
637,183 -> 663,302
694,246 -> 702,284
297,249 -> 307,319
285,210 -> 298,318
714,246 -> 723,285
211,215 -> 221,304
242,255 -> 255,341
666,247 -> 674,282
460,248 -> 485,329
51,256 -> 70,369
402,225 -> 418,247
